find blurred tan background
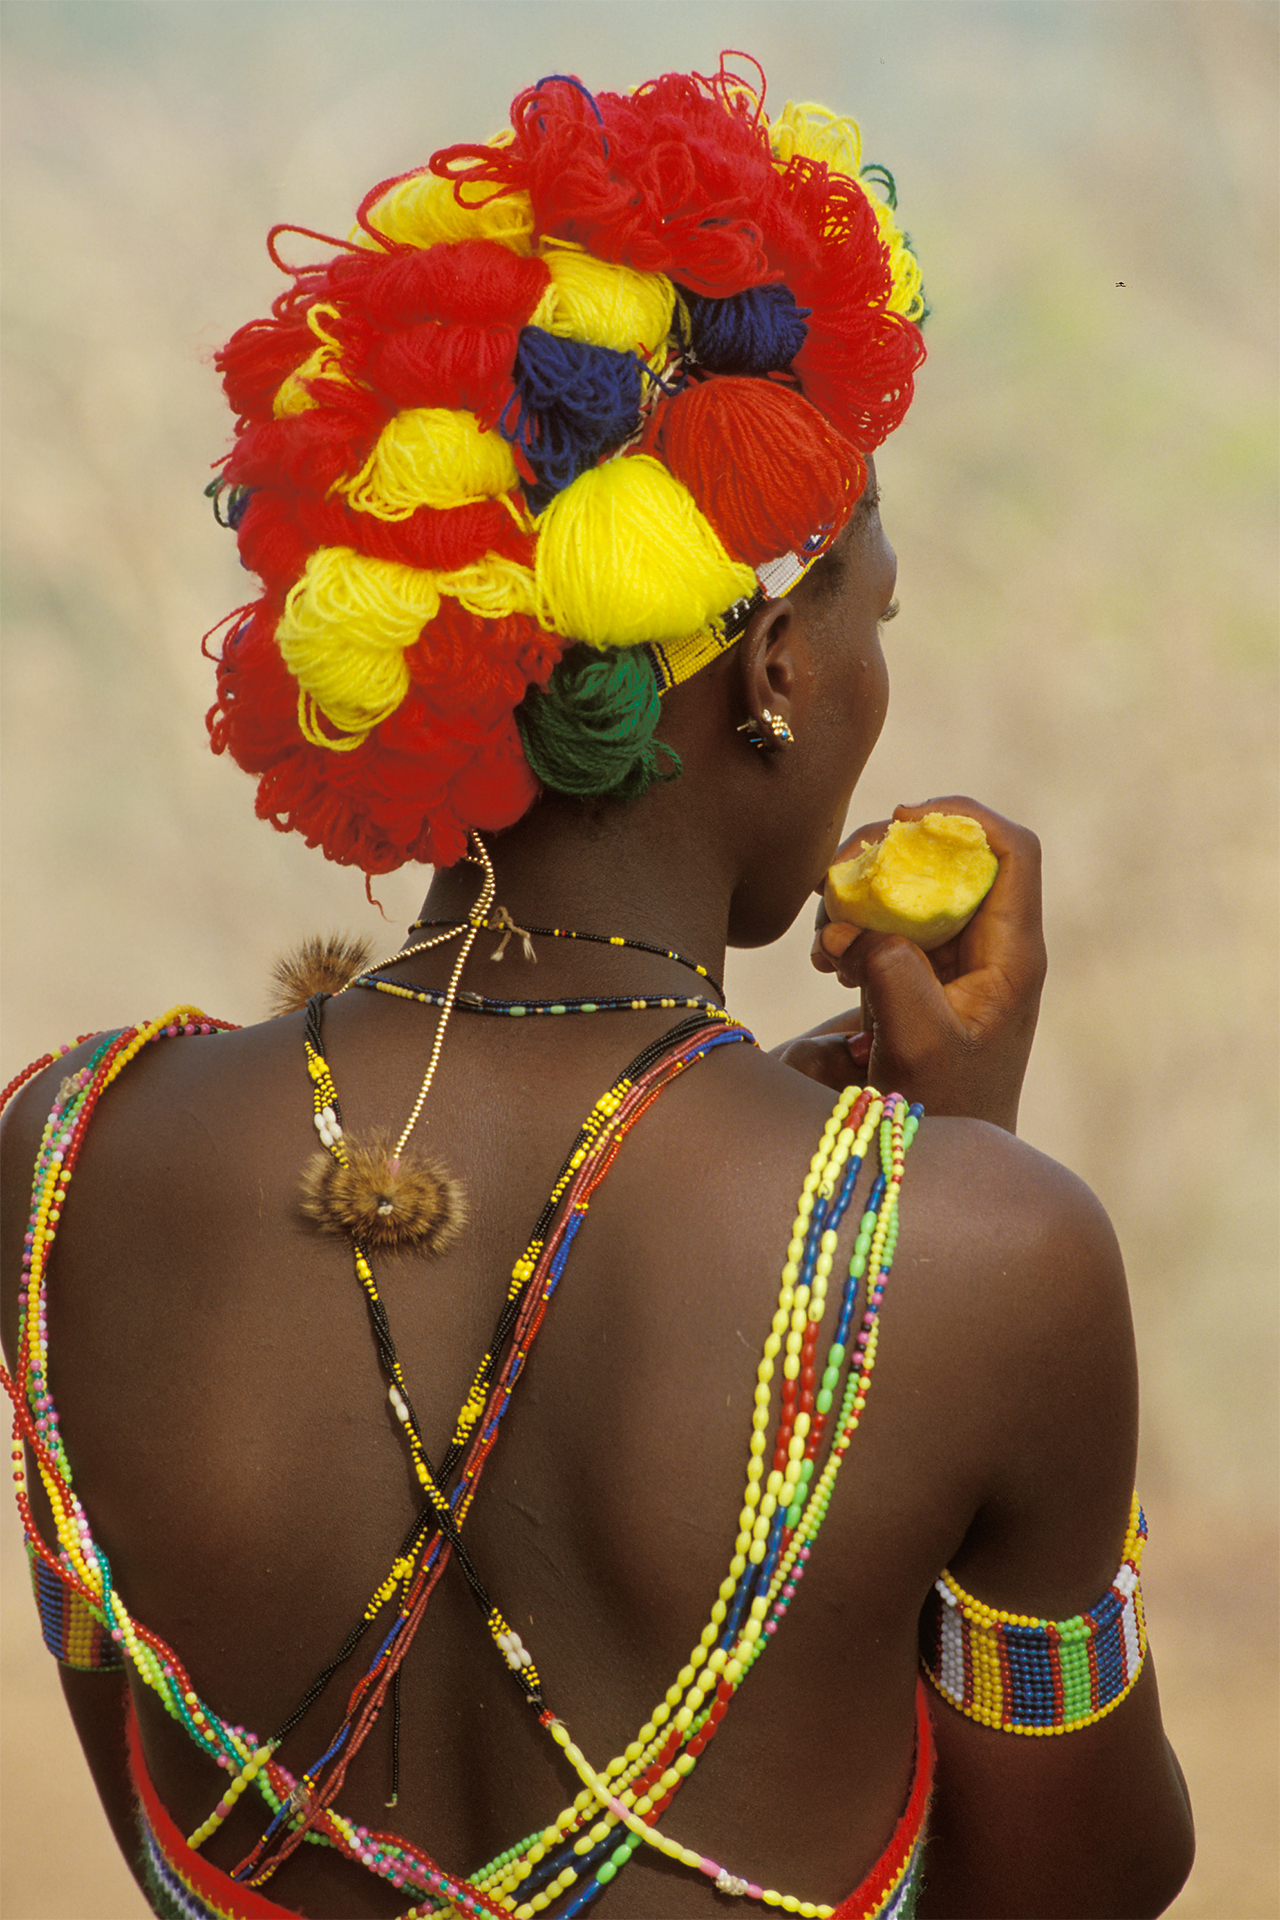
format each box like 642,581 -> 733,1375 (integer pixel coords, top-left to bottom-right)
2,3 -> 1275,1915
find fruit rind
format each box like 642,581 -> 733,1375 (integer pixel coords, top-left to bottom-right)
823,813 -> 998,951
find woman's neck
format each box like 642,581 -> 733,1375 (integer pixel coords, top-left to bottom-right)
414,792 -> 737,987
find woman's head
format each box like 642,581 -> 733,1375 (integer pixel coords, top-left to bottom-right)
206,60 -> 925,877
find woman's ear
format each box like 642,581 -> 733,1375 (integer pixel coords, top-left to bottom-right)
733,598 -> 805,750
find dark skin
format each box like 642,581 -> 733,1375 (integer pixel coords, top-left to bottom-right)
0,481 -> 1192,1916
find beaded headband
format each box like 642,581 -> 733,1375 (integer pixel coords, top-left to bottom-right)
207,59 -> 926,873
643,524 -> 838,694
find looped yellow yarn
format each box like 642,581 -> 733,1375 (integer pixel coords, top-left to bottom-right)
529,242 -> 676,366
277,547 -> 441,742
339,408 -> 519,519
273,304 -> 349,417
357,170 -> 535,254
436,554 -> 538,623
533,456 -> 756,649
770,100 -> 864,177
770,102 -> 924,324
868,201 -> 925,322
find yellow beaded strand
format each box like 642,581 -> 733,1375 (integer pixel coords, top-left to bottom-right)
486,1086 -> 909,1917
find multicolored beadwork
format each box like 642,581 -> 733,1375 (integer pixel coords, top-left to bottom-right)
29,1551 -> 123,1671
919,1495 -> 1147,1734
5,1005 -> 928,1918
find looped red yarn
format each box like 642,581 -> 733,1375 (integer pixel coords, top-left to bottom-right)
432,70 -> 783,293
225,383 -> 391,497
352,240 -> 550,331
235,493 -> 534,598
647,379 -> 864,567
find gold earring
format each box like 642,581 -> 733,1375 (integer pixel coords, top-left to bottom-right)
736,708 -> 795,751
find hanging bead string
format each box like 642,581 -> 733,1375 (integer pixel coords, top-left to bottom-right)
366,833 -> 498,1166
408,915 -> 725,1002
350,974 -> 729,1021
231,1016 -> 752,1894
279,1009 -> 747,1822
300,999 -> 552,1726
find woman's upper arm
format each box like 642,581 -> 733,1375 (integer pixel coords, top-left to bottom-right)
913,1132 -> 1194,1916
920,1656 -> 1193,1918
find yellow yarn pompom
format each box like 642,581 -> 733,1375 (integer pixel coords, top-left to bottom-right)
358,170 -> 535,254
529,243 -> 676,365
340,409 -> 519,520
534,457 -> 756,649
276,547 -> 440,744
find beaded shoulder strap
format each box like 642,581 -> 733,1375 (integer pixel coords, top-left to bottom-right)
5,1011 -> 236,1658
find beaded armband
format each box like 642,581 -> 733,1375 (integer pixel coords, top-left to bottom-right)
920,1494 -> 1147,1734
29,1551 -> 124,1671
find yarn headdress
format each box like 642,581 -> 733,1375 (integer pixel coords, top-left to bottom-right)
207,59 -> 926,875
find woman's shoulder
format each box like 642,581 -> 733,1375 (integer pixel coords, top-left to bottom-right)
689,1045 -> 1135,1472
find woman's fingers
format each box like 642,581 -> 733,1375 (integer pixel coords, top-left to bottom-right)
771,1030 -> 866,1091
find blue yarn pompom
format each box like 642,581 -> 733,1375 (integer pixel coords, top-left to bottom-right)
681,285 -> 810,375
501,329 -> 644,510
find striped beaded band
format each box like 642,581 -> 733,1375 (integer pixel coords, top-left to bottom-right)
29,1551 -> 123,1671
919,1494 -> 1148,1734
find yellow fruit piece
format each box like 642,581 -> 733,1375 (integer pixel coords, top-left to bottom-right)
823,813 -> 998,950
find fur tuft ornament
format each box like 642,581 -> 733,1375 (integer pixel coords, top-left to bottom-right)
270,934 -> 375,1016
300,1128 -> 466,1253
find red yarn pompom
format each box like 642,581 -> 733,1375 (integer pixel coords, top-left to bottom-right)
362,325 -> 518,427
207,592 -> 560,871
761,159 -> 926,450
352,240 -> 549,330
645,377 -> 864,565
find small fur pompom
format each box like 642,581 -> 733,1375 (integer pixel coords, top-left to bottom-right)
300,1129 -> 466,1253
269,934 -> 375,1016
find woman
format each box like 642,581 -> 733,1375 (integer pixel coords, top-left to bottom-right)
1,63 -> 1192,1919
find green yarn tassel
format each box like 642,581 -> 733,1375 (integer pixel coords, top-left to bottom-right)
517,646 -> 682,801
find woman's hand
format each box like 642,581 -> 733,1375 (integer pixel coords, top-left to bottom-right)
806,798 -> 1046,1131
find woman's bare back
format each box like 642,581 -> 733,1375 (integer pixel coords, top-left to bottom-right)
2,961 -> 1153,1916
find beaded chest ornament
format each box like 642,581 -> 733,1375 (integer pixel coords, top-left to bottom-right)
299,836 -> 731,1250
296,835 -> 502,1250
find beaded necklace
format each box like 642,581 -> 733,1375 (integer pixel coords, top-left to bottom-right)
6,1007 -> 922,1919
408,913 -> 725,1003
350,972 -> 727,1021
